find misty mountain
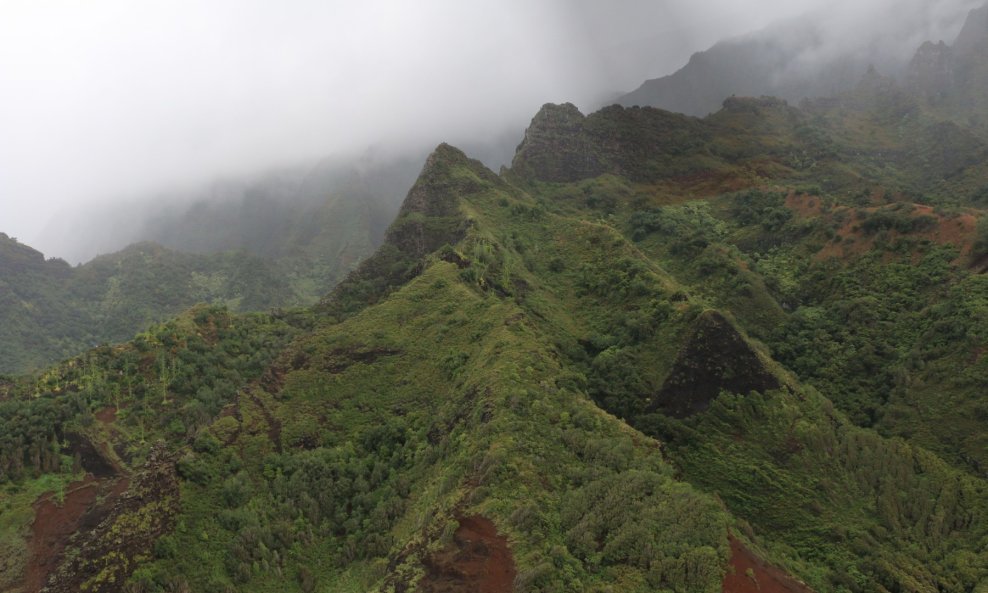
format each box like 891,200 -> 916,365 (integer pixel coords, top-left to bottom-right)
0,156 -> 426,375
0,149 -> 500,376
1,87 -> 986,591
0,235 -> 293,374
908,4 -> 988,131
618,1 -> 982,116
134,155 -> 422,297
2,4 -> 988,592
40,154 -> 421,263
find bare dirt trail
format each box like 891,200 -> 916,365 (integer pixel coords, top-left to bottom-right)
723,536 -> 814,593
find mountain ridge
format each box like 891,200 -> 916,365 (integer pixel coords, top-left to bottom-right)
1,25 -> 987,591
617,2 -> 985,118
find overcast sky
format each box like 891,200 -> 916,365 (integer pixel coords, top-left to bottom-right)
0,0 -> 975,258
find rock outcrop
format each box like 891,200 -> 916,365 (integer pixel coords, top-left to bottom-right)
650,311 -> 780,418
510,103 -> 708,184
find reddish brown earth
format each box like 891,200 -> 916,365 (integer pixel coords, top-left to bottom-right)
784,193 -> 823,217
36,446 -> 176,593
418,515 -> 516,593
23,427 -> 132,593
789,199 -> 980,262
24,477 -> 100,593
94,406 -> 117,424
723,536 -> 814,593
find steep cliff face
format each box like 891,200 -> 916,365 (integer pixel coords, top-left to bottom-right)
510,103 -> 708,184
650,311 -> 781,418
953,4 -> 988,55
904,4 -> 988,125
908,41 -> 956,101
508,103 -> 605,182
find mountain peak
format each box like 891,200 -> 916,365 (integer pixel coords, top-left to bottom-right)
0,232 -> 66,275
953,4 -> 988,54
399,143 -> 499,219
321,143 -> 498,315
510,103 -> 604,183
907,40 -> 955,99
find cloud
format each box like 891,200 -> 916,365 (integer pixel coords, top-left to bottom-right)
766,0 -> 982,80
0,0 -> 974,258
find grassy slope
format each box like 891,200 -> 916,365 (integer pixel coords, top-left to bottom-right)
94,149 -> 733,593
502,101 -> 988,590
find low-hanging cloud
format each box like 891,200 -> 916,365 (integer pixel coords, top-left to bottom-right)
765,0 -> 982,83
0,0 -> 977,259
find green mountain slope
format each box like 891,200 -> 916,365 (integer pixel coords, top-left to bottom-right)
136,156 -> 420,299
0,237 -> 295,375
0,156 -> 418,376
1,92 -> 986,593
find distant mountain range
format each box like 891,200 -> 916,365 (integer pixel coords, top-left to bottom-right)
618,1 -> 986,117
0,157 -> 419,375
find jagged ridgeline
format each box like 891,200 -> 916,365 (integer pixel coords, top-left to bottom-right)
1,96 -> 986,593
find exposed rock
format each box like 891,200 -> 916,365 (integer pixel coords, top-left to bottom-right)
650,311 -> 780,418
41,444 -> 179,593
510,103 -> 707,183
64,432 -> 118,478
510,103 -> 605,182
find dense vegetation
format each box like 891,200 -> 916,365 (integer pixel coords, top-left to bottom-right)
2,22 -> 988,592
0,238 -> 301,374
0,156 -> 419,376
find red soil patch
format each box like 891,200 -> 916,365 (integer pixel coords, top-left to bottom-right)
973,346 -> 985,364
24,460 -> 129,593
931,213 -> 977,255
94,406 -> 117,424
418,515 -> 516,593
723,536 -> 814,593
24,477 -> 100,593
810,202 -> 978,262
784,193 -> 823,217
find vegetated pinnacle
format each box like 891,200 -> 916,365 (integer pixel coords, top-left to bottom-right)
399,142 -> 500,219
319,141 -> 497,316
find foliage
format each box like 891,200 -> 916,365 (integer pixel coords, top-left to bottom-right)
2,95 -> 988,593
